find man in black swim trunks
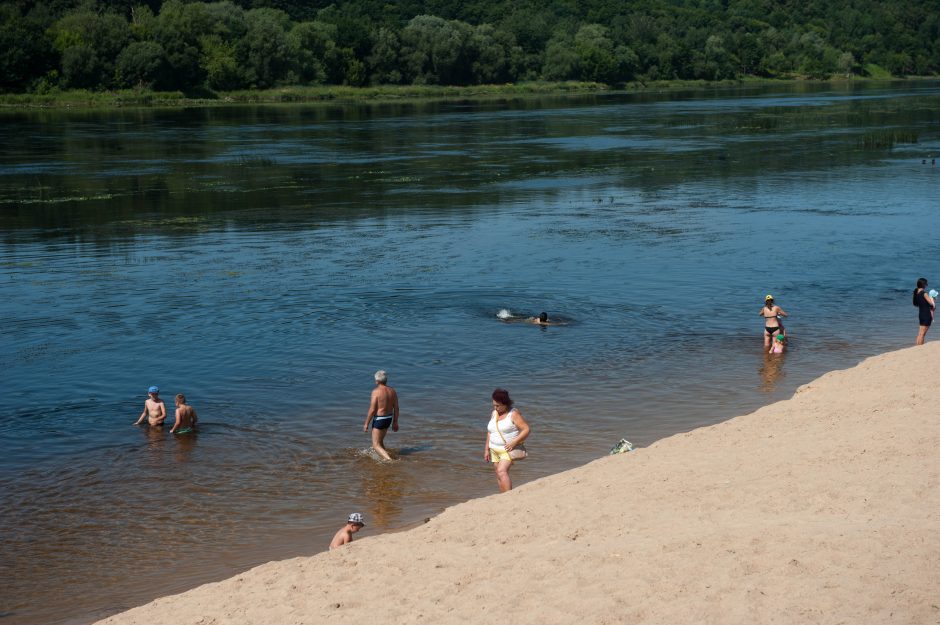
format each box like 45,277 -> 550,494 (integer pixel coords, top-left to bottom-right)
362,370 -> 399,460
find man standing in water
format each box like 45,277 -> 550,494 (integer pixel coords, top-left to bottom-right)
362,370 -> 399,460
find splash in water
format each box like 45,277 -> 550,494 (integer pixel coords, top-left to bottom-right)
497,309 -> 513,319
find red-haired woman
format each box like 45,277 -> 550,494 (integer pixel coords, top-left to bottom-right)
484,388 -> 531,493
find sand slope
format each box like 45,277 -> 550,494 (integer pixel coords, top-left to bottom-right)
97,345 -> 940,625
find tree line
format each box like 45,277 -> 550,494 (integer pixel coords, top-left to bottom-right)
1,0 -> 938,94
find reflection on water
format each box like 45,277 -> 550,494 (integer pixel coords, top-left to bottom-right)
758,351 -> 787,393
1,82 -> 938,625
360,457 -> 406,530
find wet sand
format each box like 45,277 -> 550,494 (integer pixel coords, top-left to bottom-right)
96,343 -> 939,625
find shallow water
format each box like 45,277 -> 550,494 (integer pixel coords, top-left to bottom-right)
1,82 -> 939,625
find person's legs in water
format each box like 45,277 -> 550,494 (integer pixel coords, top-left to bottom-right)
916,324 -> 930,345
371,419 -> 393,460
763,326 -> 778,349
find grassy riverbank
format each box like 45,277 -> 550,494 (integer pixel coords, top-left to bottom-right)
1,77 -> 932,110
0,82 -> 607,109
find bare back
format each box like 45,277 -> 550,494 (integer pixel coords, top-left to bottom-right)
370,385 -> 398,416
760,305 -> 782,326
176,404 -> 196,429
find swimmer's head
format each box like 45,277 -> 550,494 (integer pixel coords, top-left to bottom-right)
175,393 -> 185,405
765,294 -> 774,302
538,312 -> 548,323
776,334 -> 785,341
374,370 -> 388,384
148,385 -> 159,395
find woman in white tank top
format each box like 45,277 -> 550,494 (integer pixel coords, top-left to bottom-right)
484,388 -> 531,493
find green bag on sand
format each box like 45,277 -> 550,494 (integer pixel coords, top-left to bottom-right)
609,439 -> 634,455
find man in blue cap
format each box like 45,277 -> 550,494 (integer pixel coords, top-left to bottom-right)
134,385 -> 167,427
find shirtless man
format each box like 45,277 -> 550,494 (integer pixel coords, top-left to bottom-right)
170,394 -> 198,434
329,513 -> 365,550
362,370 -> 399,461
134,386 -> 167,427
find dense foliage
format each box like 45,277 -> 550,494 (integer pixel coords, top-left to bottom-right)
1,0 -> 938,93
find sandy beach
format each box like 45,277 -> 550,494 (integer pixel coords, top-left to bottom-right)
96,344 -> 940,625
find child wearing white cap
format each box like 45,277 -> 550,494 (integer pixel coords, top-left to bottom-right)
329,513 -> 365,550
134,386 -> 167,427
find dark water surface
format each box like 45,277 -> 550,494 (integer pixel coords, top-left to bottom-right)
1,82 -> 939,625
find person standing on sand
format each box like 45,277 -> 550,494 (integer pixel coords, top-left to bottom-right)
170,394 -> 198,435
913,278 -> 935,345
759,295 -> 788,349
484,388 -> 531,493
134,386 -> 167,427
329,513 -> 365,550
363,370 -> 399,461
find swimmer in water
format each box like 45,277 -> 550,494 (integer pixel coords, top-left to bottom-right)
529,312 -> 566,326
170,394 -> 198,434
134,386 -> 167,427
499,310 -> 565,325
768,332 -> 786,354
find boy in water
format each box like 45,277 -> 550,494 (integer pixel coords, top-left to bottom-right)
170,394 -> 198,434
329,513 -> 365,550
134,386 -> 167,426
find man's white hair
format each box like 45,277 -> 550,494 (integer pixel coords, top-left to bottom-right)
374,370 -> 388,383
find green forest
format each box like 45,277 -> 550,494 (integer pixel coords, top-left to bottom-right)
2,0 -> 938,94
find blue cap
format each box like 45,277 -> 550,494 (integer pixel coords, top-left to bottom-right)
148,386 -> 159,394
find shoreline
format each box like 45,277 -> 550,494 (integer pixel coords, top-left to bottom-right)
94,343 -> 940,625
2,77 -> 936,111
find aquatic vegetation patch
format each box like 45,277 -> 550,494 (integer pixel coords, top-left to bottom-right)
859,131 -> 918,149
236,155 -> 277,167
1,193 -> 115,205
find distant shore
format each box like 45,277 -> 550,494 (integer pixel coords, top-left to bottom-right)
2,77 -> 935,110
95,343 -> 940,625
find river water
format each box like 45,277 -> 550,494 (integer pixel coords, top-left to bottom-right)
1,82 -> 938,625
